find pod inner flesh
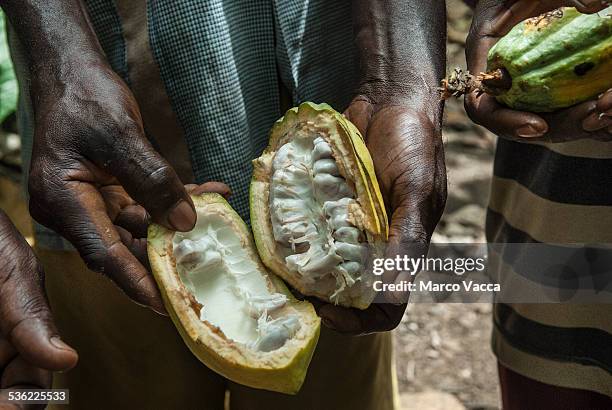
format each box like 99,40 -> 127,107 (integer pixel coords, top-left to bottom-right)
173,210 -> 300,352
269,128 -> 368,301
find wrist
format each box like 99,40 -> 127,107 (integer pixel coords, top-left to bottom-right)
352,87 -> 444,132
351,0 -> 446,129
31,50 -> 107,92
4,0 -> 107,92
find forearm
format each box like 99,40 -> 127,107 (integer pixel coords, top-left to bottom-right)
352,0 -> 447,125
0,0 -> 105,86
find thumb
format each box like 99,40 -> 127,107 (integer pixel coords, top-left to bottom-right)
84,125 -> 196,233
8,313 -> 78,372
566,0 -> 609,14
343,98 -> 374,137
0,216 -> 78,371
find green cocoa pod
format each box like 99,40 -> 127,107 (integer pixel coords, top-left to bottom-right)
250,102 -> 388,310
441,7 -> 612,112
487,7 -> 612,112
148,193 -> 320,394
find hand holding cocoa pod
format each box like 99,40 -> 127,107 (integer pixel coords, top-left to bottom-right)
310,99 -> 447,335
463,1 -> 611,141
25,49 -> 234,313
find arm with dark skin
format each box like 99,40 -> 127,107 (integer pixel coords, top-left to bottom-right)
0,211 -> 78,408
0,0 -> 232,313
465,0 -> 611,141
315,0 -> 448,334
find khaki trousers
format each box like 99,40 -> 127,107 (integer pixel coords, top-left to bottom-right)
38,249 -> 398,410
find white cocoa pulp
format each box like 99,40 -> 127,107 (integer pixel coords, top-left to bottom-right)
173,212 -> 300,352
269,131 -> 367,301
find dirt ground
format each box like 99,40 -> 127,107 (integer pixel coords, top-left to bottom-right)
0,2 -> 501,408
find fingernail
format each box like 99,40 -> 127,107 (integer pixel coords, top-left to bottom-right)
168,200 -> 196,231
576,0 -> 611,11
150,301 -> 168,316
574,0 -> 600,7
583,112 -> 612,131
516,124 -> 544,138
49,336 -> 72,351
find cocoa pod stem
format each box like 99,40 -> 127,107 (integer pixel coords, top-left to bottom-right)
439,67 -> 512,100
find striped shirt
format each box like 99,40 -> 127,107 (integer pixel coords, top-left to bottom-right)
488,138 -> 612,396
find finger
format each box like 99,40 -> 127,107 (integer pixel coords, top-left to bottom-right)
114,205 -> 150,239
0,395 -> 27,410
487,1 -> 540,38
84,127 -> 196,232
474,1 -> 606,44
0,215 -> 78,371
116,226 -> 150,270
596,89 -> 612,113
487,1 -> 608,37
583,90 -> 612,131
467,4 -> 514,73
5,316 -> 77,373
568,0 -> 609,13
0,356 -> 51,391
315,304 -> 360,333
185,182 -> 232,198
28,182 -> 165,314
316,303 -> 405,335
99,185 -> 150,238
582,111 -> 612,132
343,99 -> 374,137
0,338 -> 17,368
540,98 -> 598,140
99,184 -> 136,221
465,94 -> 549,140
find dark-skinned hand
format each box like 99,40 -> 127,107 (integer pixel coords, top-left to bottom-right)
103,182 -> 232,274
311,98 -> 447,335
27,52 -> 232,314
465,0 -> 611,142
0,211 -> 78,409
0,0 -> 225,314
310,0 -> 447,335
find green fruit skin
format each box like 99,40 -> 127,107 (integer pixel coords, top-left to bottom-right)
487,8 -> 612,112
